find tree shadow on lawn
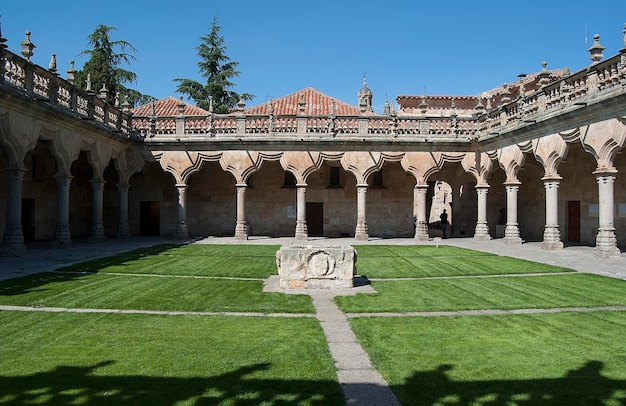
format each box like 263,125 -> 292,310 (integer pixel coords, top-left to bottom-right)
394,360 -> 626,405
0,361 -> 345,405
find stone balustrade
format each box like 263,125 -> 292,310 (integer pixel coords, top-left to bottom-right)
0,46 -> 133,138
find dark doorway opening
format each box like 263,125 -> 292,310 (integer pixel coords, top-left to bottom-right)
306,202 -> 324,237
22,199 -> 35,242
140,201 -> 160,236
567,201 -> 580,242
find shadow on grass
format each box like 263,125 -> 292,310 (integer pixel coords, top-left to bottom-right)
393,361 -> 626,405
0,272 -> 85,297
0,361 -> 345,405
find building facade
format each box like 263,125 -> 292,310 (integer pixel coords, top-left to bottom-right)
1,26 -> 625,258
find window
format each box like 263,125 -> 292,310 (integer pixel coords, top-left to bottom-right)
372,170 -> 383,188
284,171 -> 296,187
329,167 -> 341,187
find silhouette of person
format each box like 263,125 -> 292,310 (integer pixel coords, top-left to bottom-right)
440,209 -> 448,238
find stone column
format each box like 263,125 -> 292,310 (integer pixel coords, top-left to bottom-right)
541,179 -> 563,250
88,181 -> 106,242
53,175 -> 72,248
116,183 -> 131,239
474,186 -> 491,241
594,173 -> 620,258
355,184 -> 369,241
294,185 -> 308,240
1,168 -> 27,255
175,183 -> 189,240
414,185 -> 429,241
234,183 -> 248,240
503,183 -> 522,245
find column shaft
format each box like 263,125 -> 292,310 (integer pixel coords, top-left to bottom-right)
53,175 -> 72,248
595,174 -> 620,258
474,186 -> 491,241
117,184 -> 131,239
1,168 -> 26,255
414,185 -> 429,241
89,181 -> 105,242
235,184 -> 248,240
503,184 -> 522,245
294,185 -> 308,240
175,183 -> 189,240
355,185 -> 369,241
541,179 -> 563,250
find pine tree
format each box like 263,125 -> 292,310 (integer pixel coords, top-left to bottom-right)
174,16 -> 253,113
75,25 -> 154,107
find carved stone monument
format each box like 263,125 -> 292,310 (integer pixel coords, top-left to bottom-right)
276,243 -> 356,289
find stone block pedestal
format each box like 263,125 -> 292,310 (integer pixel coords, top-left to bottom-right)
276,243 -> 356,289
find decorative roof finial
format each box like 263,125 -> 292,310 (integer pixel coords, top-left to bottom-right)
623,23 -> 626,48
0,15 -> 7,50
86,73 -> 92,92
588,34 -> 605,65
20,30 -> 35,61
48,53 -> 57,75
66,60 -> 76,83
99,83 -> 108,101
538,61 -> 551,87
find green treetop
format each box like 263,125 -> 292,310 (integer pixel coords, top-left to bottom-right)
175,16 -> 253,113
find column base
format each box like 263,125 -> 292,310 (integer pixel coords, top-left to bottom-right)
595,229 -> 621,258
414,221 -> 429,241
117,224 -> 131,239
473,223 -> 491,241
503,225 -> 522,245
355,221 -> 368,241
89,224 -> 106,243
175,223 -> 189,240
2,225 -> 26,256
53,225 -> 72,248
235,221 -> 248,240
294,220 -> 308,241
541,226 -> 563,250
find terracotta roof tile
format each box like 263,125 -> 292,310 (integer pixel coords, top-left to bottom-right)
244,87 -> 362,116
131,96 -> 209,117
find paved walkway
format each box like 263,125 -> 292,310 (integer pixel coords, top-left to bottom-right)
0,235 -> 625,405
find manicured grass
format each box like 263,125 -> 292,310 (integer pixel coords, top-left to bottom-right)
0,272 -> 314,313
58,244 -> 281,278
349,311 -> 626,406
0,311 -> 344,405
335,273 -> 626,313
354,245 -> 573,278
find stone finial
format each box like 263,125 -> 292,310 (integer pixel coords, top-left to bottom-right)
588,34 -> 605,65
0,16 -> 7,50
48,53 -> 57,75
298,93 -> 306,114
149,101 -> 156,117
475,96 -> 485,111
561,66 -> 571,78
419,93 -> 428,113
237,97 -> 245,111
177,96 -> 185,115
268,98 -> 274,115
330,98 -> 335,116
517,73 -> 527,98
99,83 -> 108,101
86,73 -> 92,92
538,61 -> 551,87
383,95 -> 391,116
66,60 -> 76,83
20,30 -> 35,61
500,83 -> 511,104
114,91 -> 120,107
208,96 -> 214,113
121,95 -> 130,112
622,23 -> 626,49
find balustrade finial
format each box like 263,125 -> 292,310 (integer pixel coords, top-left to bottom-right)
0,16 -> 7,50
66,60 -> 76,83
99,83 -> 108,101
86,73 -> 92,92
588,34 -> 605,65
623,23 -> 626,49
48,53 -> 57,75
20,30 -> 35,61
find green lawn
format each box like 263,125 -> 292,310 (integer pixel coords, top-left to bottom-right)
0,272 -> 313,313
335,273 -> 626,313
0,312 -> 344,405
350,311 -> 626,405
353,245 -> 574,278
0,243 -> 625,405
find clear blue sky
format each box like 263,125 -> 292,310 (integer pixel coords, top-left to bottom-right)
1,1 -> 625,111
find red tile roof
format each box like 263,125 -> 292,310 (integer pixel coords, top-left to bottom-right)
244,87 -> 362,116
131,96 -> 209,117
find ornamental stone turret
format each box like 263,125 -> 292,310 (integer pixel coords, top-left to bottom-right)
358,76 -> 373,113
